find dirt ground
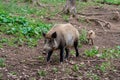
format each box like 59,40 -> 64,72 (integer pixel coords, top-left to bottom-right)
0,4 -> 120,80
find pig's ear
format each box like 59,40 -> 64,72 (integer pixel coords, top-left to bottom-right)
51,32 -> 57,38
42,32 -> 46,37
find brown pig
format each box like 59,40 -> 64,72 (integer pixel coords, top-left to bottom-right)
42,23 -> 79,62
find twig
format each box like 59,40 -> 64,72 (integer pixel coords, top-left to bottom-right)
83,59 -> 107,62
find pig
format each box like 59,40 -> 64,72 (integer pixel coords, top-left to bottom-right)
87,30 -> 95,45
42,23 -> 79,62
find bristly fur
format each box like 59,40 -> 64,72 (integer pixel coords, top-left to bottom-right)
43,23 -> 79,62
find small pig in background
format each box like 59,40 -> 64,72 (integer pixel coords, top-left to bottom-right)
42,23 -> 79,63
87,30 -> 96,45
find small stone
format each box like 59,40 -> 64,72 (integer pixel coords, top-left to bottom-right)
96,54 -> 102,57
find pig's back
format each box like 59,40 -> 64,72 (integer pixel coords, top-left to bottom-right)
47,23 -> 79,47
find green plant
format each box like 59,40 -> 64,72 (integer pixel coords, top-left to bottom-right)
62,15 -> 69,22
72,64 -> 79,72
0,38 -> 8,43
38,70 -> 46,77
79,29 -> 88,44
87,72 -> 100,80
100,47 -> 120,59
96,0 -> 120,5
9,71 -> 17,75
0,12 -> 52,47
99,62 -> 111,72
30,77 -> 36,80
85,47 -> 99,57
65,68 -> 71,74
0,73 -> 3,80
0,44 -> 3,48
70,50 -> 75,56
78,17 -> 86,23
38,56 -> 44,62
52,67 -> 58,73
0,58 -> 5,68
78,42 -> 82,48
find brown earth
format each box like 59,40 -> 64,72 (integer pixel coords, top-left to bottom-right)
0,4 -> 120,80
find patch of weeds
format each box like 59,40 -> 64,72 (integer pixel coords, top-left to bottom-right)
78,43 -> 82,48
117,45 -> 120,50
99,62 -> 111,72
38,56 -> 44,62
27,38 -> 38,47
13,37 -> 24,46
0,44 -> 3,48
79,29 -> 88,44
9,71 -> 17,75
96,62 -> 113,72
0,12 -> 52,47
77,1 -> 101,11
78,17 -> 86,23
0,38 -> 15,47
0,73 -> 3,80
0,58 -> 5,68
62,15 -> 69,22
38,70 -> 46,77
70,50 -> 75,56
72,64 -> 79,72
87,72 -> 100,80
65,68 -> 71,74
96,0 -> 120,5
36,8 -> 48,17
30,77 -> 36,80
84,47 -> 99,57
100,47 -> 120,59
7,39 -> 17,47
0,38 -> 8,43
52,67 -> 58,73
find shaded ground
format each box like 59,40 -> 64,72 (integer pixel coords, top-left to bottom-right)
0,2 -> 120,80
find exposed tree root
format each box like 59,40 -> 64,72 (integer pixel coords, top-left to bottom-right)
88,18 -> 111,29
78,12 -> 114,16
77,15 -> 111,31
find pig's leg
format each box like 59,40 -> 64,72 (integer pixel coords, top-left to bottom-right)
74,40 -> 79,57
60,48 -> 64,62
65,48 -> 69,59
91,38 -> 94,45
47,50 -> 53,62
